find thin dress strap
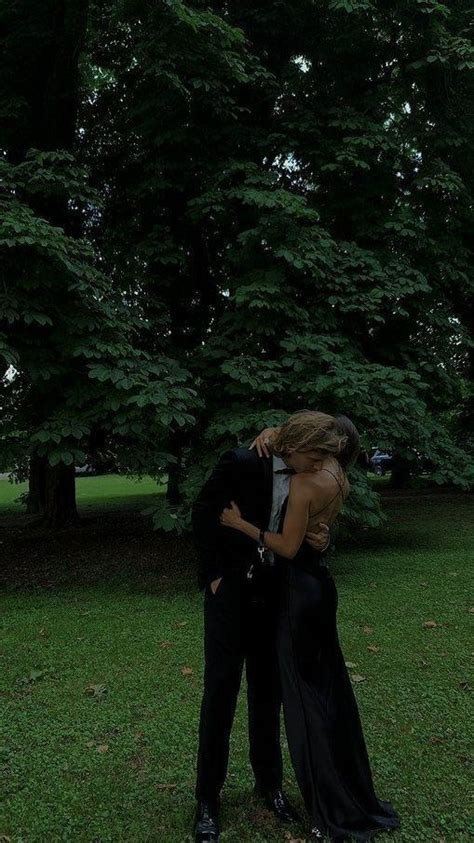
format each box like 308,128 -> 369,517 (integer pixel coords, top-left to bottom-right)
319,467 -> 347,498
310,467 -> 347,519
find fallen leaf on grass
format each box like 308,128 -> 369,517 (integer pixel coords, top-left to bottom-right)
345,661 -> 357,669
30,669 -> 49,681
284,834 -> 305,843
160,641 -> 173,649
156,783 -> 177,790
96,744 -> 109,753
16,668 -> 52,687
422,620 -> 438,629
181,666 -> 193,676
367,645 -> 380,653
86,740 -> 95,748
84,683 -> 108,700
351,674 -> 366,683
469,607 -> 474,614
175,621 -> 188,628
362,626 -> 373,635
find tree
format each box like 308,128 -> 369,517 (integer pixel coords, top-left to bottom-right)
2,0 -> 472,530
84,0 -> 472,524
0,2 -> 198,526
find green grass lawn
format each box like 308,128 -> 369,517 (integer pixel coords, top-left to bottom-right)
0,477 -> 472,842
0,472 -> 164,513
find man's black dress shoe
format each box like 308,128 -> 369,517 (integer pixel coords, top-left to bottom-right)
194,800 -> 220,842
253,785 -> 300,823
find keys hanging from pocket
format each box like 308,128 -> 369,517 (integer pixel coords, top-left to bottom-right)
247,545 -> 264,581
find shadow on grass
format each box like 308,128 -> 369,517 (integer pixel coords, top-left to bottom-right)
0,505 -> 197,596
1,492 -> 471,595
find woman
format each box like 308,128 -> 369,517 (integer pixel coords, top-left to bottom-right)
220,416 -> 400,841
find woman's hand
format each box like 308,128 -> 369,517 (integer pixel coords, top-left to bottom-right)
220,501 -> 243,530
249,426 -> 278,457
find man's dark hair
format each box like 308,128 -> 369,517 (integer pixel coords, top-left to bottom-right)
335,414 -> 360,470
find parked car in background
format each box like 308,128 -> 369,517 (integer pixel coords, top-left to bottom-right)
369,449 -> 393,476
74,452 -> 117,477
74,462 -> 97,476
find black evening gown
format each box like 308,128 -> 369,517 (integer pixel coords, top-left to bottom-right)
276,520 -> 401,841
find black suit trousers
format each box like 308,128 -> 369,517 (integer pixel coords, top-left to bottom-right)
195,565 -> 283,803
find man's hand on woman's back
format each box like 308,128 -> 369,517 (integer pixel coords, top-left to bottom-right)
305,524 -> 330,552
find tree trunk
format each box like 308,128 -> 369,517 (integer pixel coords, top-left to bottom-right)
390,453 -> 411,489
27,454 -> 47,514
166,431 -> 183,506
8,1 -> 89,524
41,462 -> 79,527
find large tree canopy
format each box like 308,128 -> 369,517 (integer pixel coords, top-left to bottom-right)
1,0 -> 473,528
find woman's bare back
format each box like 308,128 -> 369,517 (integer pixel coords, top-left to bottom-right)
306,457 -> 349,531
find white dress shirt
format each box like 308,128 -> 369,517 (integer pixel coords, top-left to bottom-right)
266,455 -> 293,563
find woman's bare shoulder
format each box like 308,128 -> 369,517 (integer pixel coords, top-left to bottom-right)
289,473 -> 316,498
305,466 -> 349,495
300,470 -> 337,488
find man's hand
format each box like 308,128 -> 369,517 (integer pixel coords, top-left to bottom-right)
210,577 -> 223,595
305,523 -> 330,552
249,426 -> 278,457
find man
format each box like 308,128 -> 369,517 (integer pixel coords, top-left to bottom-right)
192,411 -> 334,842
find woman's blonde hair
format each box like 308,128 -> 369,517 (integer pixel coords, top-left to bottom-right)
271,410 -> 346,458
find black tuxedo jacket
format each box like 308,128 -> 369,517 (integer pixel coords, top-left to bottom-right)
192,448 -> 274,591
